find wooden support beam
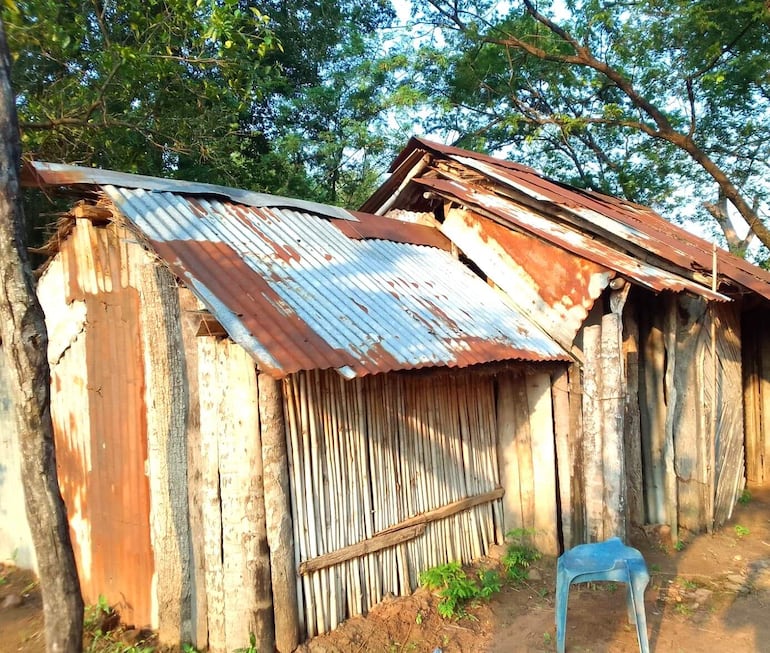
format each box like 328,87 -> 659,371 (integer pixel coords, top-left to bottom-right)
299,525 -> 426,576
299,487 -> 504,575
73,202 -> 113,223
258,373 -> 300,653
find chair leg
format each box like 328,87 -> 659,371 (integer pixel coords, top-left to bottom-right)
629,575 -> 650,653
625,582 -> 637,625
555,574 -> 571,653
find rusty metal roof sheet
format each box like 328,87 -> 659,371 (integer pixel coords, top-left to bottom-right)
23,160 -> 356,221
417,176 -> 731,301
370,138 -> 770,302
101,185 -> 568,377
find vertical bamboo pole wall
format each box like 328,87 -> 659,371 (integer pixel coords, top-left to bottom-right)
283,369 -> 502,637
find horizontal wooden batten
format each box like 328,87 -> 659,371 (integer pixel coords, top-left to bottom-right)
299,525 -> 426,575
298,487 -> 505,575
377,487 -> 504,536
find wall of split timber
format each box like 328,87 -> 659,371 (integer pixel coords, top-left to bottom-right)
743,305 -> 770,489
629,291 -> 744,536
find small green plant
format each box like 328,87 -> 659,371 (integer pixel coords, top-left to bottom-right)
735,524 -> 750,537
674,602 -> 694,617
650,563 -> 661,573
502,529 -> 542,583
415,611 -> 423,625
182,644 -> 200,653
738,489 -> 752,505
419,562 -> 501,619
674,540 -> 685,552
543,632 -> 552,644
233,632 -> 259,653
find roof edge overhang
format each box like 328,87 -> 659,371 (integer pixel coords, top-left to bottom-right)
22,160 -> 358,222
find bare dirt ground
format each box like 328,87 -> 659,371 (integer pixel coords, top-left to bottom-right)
2,489 -> 770,652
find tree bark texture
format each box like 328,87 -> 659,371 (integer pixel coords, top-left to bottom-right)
0,18 -> 84,653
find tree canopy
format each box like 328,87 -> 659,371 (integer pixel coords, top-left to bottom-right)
6,0 -> 398,204
7,0 -> 770,259
403,0 -> 770,259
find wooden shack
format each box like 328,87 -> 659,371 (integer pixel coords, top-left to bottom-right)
362,137 -> 770,548
0,162 -> 571,651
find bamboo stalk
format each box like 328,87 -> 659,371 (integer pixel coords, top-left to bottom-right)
283,377 -> 307,636
319,372 -> 340,630
299,373 -> 323,636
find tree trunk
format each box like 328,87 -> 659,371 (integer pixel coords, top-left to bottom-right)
0,18 -> 83,653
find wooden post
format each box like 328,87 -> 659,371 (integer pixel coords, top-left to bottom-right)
582,325 -> 604,541
622,305 -> 645,530
258,372 -> 300,653
527,373 -> 559,555
136,262 -> 192,644
600,313 -> 625,540
552,367 -> 572,551
496,373 -> 523,535
177,288 -> 208,648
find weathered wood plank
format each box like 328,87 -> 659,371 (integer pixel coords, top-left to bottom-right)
552,367 -> 572,551
663,297 -> 678,541
136,261 -> 192,644
582,324 -> 604,542
259,373 -> 299,653
299,525 -> 427,575
526,373 -> 559,555
600,313 -> 625,540
197,337 -> 226,652
511,374 -> 536,532
177,288 -> 208,648
638,303 -> 667,525
496,373 -> 524,534
622,303 -> 645,530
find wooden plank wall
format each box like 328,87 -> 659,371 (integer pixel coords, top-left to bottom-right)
743,306 -> 770,488
579,314 -> 626,543
712,303 -> 744,526
497,371 -> 560,555
196,337 -> 274,653
283,369 -> 503,637
633,292 -> 744,535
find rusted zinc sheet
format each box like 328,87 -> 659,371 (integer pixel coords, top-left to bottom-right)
40,222 -> 154,627
417,176 -> 730,302
23,160 -> 355,221
102,185 -> 568,378
441,207 -> 613,348
367,137 -> 770,302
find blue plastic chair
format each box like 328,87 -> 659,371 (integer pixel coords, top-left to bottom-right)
555,537 -> 650,653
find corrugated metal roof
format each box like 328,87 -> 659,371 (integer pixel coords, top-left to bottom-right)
367,137 -> 770,302
23,160 -> 356,221
102,185 -> 568,377
417,176 -> 730,302
441,207 -> 613,348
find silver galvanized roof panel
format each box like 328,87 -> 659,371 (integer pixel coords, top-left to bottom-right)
104,186 -> 569,377
26,160 -> 356,221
